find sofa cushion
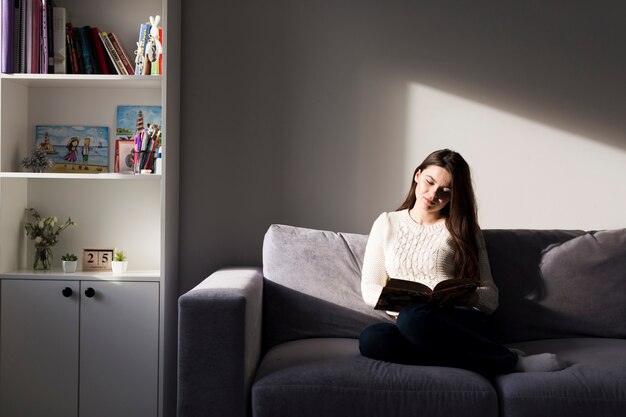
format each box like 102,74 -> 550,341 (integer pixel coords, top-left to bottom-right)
485,229 -> 626,343
252,338 -> 498,417
498,338 -> 626,417
262,224 -> 392,350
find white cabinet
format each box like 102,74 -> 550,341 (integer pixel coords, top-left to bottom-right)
0,278 -> 159,417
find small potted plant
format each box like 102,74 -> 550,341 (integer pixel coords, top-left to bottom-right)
21,148 -> 54,173
61,253 -> 78,273
111,250 -> 128,274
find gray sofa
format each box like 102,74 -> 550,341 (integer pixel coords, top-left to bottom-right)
177,224 -> 626,417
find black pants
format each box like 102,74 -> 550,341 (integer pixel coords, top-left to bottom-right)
359,303 -> 518,376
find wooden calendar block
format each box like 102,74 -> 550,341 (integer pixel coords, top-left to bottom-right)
83,249 -> 114,271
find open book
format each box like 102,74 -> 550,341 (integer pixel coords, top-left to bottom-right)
374,278 -> 479,312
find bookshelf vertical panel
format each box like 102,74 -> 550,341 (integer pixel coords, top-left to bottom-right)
0,80 -> 29,172
0,178 -> 28,272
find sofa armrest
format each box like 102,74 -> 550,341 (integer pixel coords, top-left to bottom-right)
177,267 -> 263,417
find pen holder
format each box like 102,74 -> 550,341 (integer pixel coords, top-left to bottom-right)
132,149 -> 156,174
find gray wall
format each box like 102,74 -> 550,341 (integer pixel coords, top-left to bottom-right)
179,0 -> 626,293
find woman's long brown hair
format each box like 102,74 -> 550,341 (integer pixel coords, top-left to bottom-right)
397,149 -> 481,281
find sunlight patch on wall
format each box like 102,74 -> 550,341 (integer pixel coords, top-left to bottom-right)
405,83 -> 626,230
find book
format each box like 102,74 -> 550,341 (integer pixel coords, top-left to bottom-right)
30,0 -> 40,73
99,31 -> 126,74
52,6 -> 66,73
45,0 -> 54,73
25,0 -> 32,72
41,0 -> 48,73
65,22 -> 79,74
374,278 -> 479,312
107,32 -> 134,74
156,26 -> 162,75
17,0 -> 26,72
71,26 -> 84,73
77,26 -> 94,74
134,22 -> 150,75
1,0 -> 15,73
90,27 -> 109,74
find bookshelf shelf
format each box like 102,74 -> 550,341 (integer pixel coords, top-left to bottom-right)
0,74 -> 162,88
0,172 -> 161,180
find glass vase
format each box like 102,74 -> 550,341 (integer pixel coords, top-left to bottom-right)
33,245 -> 53,270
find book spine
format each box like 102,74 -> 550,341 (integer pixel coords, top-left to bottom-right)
99,31 -> 126,75
134,22 -> 150,75
90,27 -> 109,74
108,32 -> 133,75
25,0 -> 31,72
13,0 -> 21,72
65,22 -> 79,74
85,26 -> 101,73
1,0 -> 15,73
77,26 -> 94,74
51,6 -> 66,73
151,26 -> 161,76
30,0 -> 40,73
46,0 -> 53,73
158,26 -> 162,75
71,26 -> 84,73
18,0 -> 26,72
40,0 -> 48,73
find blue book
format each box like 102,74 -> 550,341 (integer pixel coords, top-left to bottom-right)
134,22 -> 150,75
78,26 -> 94,74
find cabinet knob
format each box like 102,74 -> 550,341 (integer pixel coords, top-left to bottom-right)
62,287 -> 73,297
85,287 -> 96,298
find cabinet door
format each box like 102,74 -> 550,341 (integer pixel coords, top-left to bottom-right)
79,281 -> 159,417
0,279 -> 80,417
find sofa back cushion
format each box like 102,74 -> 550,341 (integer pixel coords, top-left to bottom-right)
262,224 -> 391,350
263,224 -> 626,349
486,228 -> 626,343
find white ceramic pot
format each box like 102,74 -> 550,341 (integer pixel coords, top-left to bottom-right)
111,260 -> 128,274
62,260 -> 77,273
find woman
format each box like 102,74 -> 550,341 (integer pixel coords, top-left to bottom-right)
359,149 -> 565,375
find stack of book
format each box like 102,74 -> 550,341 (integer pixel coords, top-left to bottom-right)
1,1 -> 162,75
2,0 -> 55,73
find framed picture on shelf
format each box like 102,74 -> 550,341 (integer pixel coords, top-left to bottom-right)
115,139 -> 136,174
35,125 -> 109,173
116,105 -> 162,139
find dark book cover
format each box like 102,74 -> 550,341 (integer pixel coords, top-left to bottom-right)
375,278 -> 478,312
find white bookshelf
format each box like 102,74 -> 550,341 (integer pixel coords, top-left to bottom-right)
0,0 -> 179,416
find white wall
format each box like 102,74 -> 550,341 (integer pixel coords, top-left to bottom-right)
179,0 -> 626,292
405,84 -> 626,230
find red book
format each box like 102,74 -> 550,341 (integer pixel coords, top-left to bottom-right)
66,22 -> 79,74
90,27 -> 109,74
107,32 -> 134,75
31,0 -> 41,73
158,27 -> 163,75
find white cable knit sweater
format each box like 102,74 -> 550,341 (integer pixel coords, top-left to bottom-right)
361,210 -> 499,314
